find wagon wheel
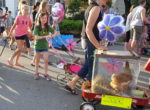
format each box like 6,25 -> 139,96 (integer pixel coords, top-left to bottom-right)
80,102 -> 95,110
82,97 -> 100,106
132,105 -> 145,110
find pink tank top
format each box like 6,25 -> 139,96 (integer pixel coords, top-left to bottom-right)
14,15 -> 31,37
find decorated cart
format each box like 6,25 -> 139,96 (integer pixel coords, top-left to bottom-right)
81,50 -> 150,110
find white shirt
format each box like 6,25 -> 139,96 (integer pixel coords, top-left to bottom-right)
126,12 -> 132,31
130,6 -> 145,27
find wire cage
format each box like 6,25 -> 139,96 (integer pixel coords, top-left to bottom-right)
91,50 -> 142,98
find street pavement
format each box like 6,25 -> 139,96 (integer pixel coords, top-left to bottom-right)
0,39 -> 150,110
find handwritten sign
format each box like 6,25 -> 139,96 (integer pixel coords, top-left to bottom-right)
101,95 -> 132,109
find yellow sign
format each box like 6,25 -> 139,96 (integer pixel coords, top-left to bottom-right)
101,95 -> 132,109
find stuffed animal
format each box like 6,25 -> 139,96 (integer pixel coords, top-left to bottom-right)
110,61 -> 132,91
81,80 -> 91,90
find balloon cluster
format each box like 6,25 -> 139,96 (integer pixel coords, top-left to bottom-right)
51,2 -> 65,23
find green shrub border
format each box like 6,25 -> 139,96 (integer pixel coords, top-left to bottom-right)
59,19 -> 83,37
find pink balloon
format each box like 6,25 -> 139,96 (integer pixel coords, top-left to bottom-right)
52,2 -> 64,23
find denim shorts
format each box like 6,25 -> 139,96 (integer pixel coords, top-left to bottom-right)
35,49 -> 48,53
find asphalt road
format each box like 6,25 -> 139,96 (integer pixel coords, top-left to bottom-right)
0,40 -> 150,110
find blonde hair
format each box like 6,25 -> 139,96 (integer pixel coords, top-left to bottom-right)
129,5 -> 135,12
18,0 -> 28,11
88,0 -> 96,4
38,0 -> 48,13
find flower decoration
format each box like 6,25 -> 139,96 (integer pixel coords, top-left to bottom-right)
66,38 -> 77,51
103,58 -> 123,73
97,14 -> 126,42
52,3 -> 65,23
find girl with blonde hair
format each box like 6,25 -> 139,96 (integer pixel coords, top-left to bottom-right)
8,5 -> 32,66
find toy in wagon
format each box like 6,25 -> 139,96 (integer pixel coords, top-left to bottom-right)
81,14 -> 150,110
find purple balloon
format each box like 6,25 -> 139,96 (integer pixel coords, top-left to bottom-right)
97,14 -> 125,42
107,31 -> 115,41
109,17 -> 122,26
100,30 -> 106,39
104,15 -> 111,26
111,26 -> 124,34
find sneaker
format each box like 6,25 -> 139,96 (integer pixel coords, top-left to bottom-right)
34,74 -> 40,80
44,74 -> 51,81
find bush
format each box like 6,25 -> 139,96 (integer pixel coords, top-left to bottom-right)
66,11 -> 84,20
59,19 -> 83,37
72,11 -> 84,20
67,0 -> 82,16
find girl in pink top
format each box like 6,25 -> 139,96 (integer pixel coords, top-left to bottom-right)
8,5 -> 32,66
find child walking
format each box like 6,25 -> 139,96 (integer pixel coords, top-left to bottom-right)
31,0 -> 49,66
8,5 -> 32,66
33,12 -> 56,80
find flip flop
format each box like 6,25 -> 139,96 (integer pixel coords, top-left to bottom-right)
30,63 -> 35,66
7,60 -> 14,66
30,63 -> 41,67
65,85 -> 78,95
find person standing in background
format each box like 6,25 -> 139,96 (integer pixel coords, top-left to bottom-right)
129,0 -> 150,53
124,5 -> 135,51
8,5 -> 32,67
32,2 -> 40,30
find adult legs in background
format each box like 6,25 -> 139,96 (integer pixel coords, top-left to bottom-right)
129,26 -> 143,53
124,30 -> 131,51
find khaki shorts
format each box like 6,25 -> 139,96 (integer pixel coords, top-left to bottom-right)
131,26 -> 143,40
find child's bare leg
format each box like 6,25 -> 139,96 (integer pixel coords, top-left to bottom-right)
31,54 -> 36,64
34,52 -> 40,80
9,36 -> 15,49
15,40 -> 24,66
8,40 -> 24,65
35,52 -> 40,74
43,52 -> 49,75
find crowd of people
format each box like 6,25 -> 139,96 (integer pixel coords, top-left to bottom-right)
0,0 -> 149,96
0,0 -> 57,80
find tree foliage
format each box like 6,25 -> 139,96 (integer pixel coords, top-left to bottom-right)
67,0 -> 82,15
130,0 -> 150,13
